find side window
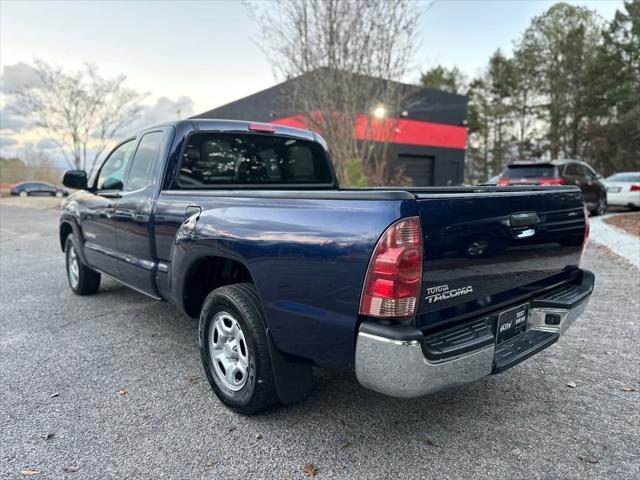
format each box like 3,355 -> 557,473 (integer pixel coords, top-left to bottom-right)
583,166 -> 597,179
97,140 -> 136,191
125,132 -> 163,191
576,165 -> 590,179
564,164 -> 580,176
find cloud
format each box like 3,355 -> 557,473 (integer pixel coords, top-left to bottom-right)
37,138 -> 58,150
0,137 -> 18,147
0,62 -> 43,92
0,109 -> 36,133
129,96 -> 195,131
1,92 -> 195,169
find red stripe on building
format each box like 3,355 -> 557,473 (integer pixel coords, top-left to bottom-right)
272,114 -> 467,150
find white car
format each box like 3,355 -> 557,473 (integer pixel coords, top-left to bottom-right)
605,172 -> 640,209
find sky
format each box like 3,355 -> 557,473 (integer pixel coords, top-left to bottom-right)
0,0 -> 624,162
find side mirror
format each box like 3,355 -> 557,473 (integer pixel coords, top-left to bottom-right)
63,170 -> 88,190
102,177 -> 123,191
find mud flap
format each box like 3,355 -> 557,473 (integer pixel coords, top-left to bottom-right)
266,329 -> 313,405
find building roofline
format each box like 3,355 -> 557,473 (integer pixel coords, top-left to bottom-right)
191,68 -> 467,119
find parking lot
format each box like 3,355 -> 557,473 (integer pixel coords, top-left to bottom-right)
1,201 -> 639,479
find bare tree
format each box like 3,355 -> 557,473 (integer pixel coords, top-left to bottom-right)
9,60 -> 145,173
250,0 -> 423,185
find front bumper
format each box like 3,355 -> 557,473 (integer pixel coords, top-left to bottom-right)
355,270 -> 594,398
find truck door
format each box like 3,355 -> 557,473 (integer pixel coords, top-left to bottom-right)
112,129 -> 168,296
81,139 -> 136,277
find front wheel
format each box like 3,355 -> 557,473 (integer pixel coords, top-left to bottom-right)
65,237 -> 101,295
19,191 -> 28,197
200,283 -> 278,414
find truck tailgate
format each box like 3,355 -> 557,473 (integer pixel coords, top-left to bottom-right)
415,187 -> 586,330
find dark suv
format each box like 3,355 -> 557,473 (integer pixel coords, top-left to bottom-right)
498,160 -> 607,215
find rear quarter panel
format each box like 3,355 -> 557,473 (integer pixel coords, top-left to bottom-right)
155,193 -> 417,369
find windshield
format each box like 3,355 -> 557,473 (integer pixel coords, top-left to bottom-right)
177,133 -> 333,187
606,173 -> 640,182
502,165 -> 557,179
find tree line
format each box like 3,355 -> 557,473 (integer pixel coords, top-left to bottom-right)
421,1 -> 639,183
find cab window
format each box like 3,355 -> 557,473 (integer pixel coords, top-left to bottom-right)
177,133 -> 333,187
125,132 -> 163,191
97,140 -> 136,191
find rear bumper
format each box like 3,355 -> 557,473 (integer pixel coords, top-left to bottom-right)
355,270 -> 595,398
607,192 -> 640,207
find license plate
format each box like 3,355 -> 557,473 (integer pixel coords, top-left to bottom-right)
496,303 -> 529,344
608,187 -> 621,193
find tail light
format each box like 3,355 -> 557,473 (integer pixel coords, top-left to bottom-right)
630,185 -> 640,191
579,203 -> 590,266
497,179 -> 509,186
539,178 -> 565,185
359,217 -> 422,318
248,123 -> 276,133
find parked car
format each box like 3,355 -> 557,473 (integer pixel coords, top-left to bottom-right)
10,181 -> 68,198
604,172 -> 640,210
58,120 -> 594,414
498,160 -> 607,215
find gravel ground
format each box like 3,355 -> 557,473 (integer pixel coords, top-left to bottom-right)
590,213 -> 640,269
604,212 -> 640,238
1,204 -> 639,480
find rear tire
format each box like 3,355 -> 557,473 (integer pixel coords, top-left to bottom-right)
65,237 -> 101,295
591,196 -> 607,216
199,283 -> 278,414
19,191 -> 28,197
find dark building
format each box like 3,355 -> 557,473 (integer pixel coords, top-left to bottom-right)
192,71 -> 468,186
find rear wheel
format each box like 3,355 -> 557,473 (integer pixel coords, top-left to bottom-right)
55,191 -> 64,198
19,191 -> 28,197
592,196 -> 607,216
199,283 -> 278,414
65,237 -> 101,295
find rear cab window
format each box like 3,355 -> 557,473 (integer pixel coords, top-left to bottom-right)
502,165 -> 558,179
176,133 -> 333,187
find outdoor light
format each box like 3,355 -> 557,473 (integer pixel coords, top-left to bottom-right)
373,105 -> 387,119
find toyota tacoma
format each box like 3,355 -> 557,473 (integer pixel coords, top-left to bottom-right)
59,119 -> 594,413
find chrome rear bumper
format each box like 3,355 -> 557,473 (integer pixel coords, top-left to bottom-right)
355,272 -> 594,398
355,332 -> 494,398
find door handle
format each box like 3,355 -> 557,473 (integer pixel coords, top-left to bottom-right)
99,191 -> 122,199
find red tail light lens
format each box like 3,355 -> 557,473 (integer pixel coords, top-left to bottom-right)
539,178 -> 565,185
579,203 -> 590,266
630,185 -> 640,191
497,179 -> 509,186
359,217 -> 422,318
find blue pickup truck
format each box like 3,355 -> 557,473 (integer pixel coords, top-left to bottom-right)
59,119 -> 594,413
